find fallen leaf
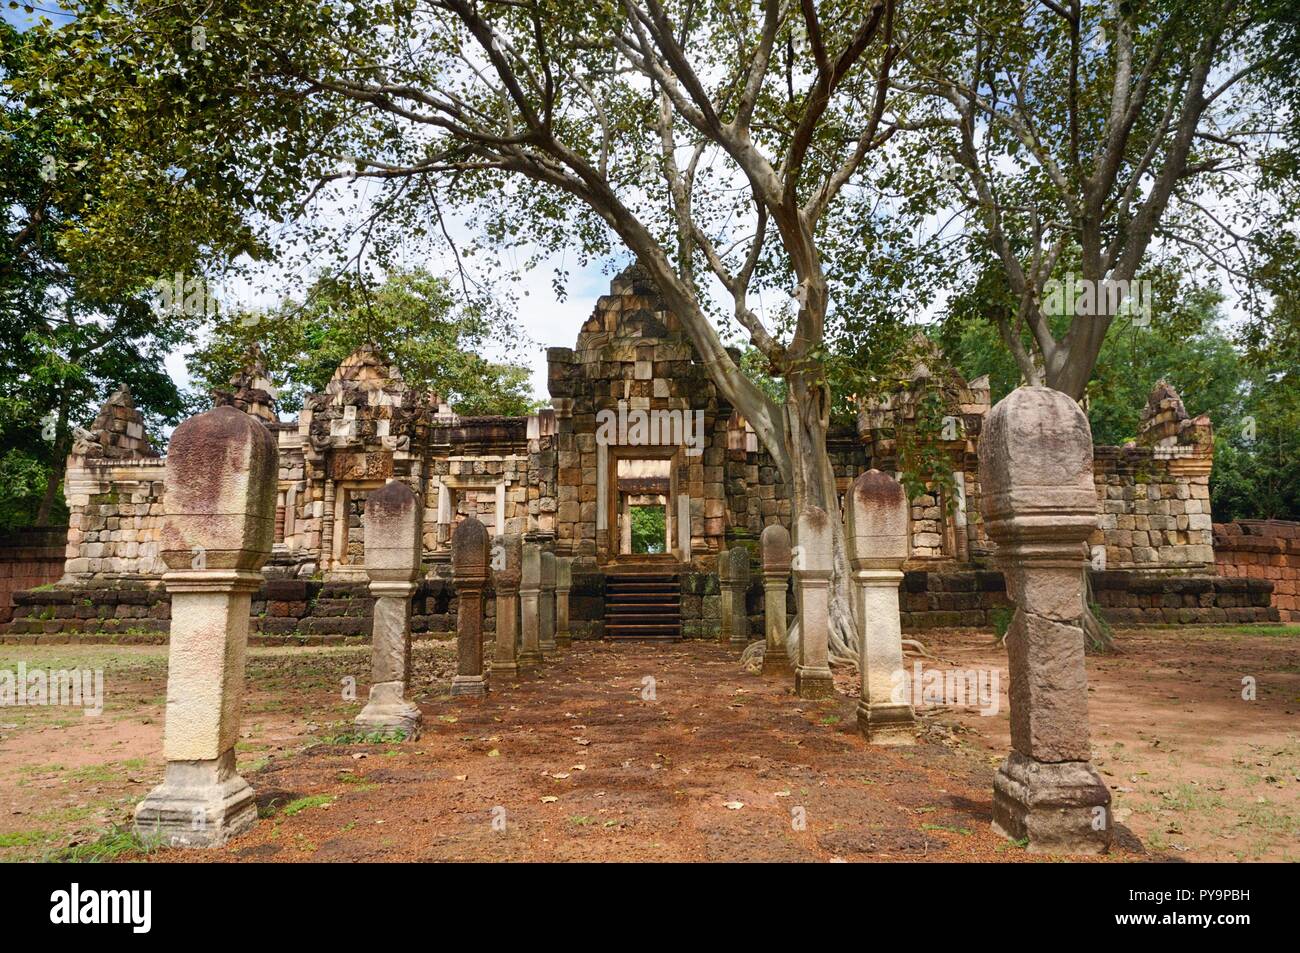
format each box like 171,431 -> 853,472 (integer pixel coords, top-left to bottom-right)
540,796 -> 558,804
724,801 -> 744,810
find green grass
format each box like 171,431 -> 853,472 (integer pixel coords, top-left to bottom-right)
44,826 -> 163,862
0,829 -> 51,849
279,794 -> 335,817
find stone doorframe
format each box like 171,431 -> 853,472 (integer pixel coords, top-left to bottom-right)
328,479 -> 387,579
433,472 -> 511,548
598,443 -> 689,565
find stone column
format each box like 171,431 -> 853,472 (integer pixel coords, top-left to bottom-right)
760,524 -> 792,677
717,545 -> 734,643
979,386 -> 1111,853
793,506 -> 834,699
451,515 -> 489,697
492,533 -> 522,680
354,480 -> 423,735
134,406 -> 276,847
727,547 -> 751,651
555,556 -> 573,648
539,550 -> 557,652
517,542 -> 543,668
845,470 -> 915,744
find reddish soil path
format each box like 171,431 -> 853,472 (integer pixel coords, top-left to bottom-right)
180,640 -> 1130,863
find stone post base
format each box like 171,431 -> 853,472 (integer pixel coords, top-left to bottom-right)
518,649 -> 543,668
354,683 -> 422,738
556,633 -> 571,649
794,665 -> 834,699
856,701 -> 915,744
991,751 -> 1112,854
133,753 -> 256,848
761,650 -> 792,677
492,661 -> 520,680
450,674 -> 488,697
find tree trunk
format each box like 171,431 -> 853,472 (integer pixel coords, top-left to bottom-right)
784,371 -> 859,666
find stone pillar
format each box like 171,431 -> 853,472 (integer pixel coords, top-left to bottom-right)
717,545 -> 734,643
760,524 -> 792,676
539,550 -> 557,652
134,406 -> 276,847
979,386 -> 1111,853
793,506 -> 834,699
726,546 -> 751,651
451,515 -> 489,697
518,542 -> 543,668
845,470 -> 915,744
492,533 -> 522,680
555,556 -> 573,648
354,480 -> 424,735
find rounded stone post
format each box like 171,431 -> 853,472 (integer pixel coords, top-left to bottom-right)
845,470 -> 915,744
979,386 -> 1111,853
451,515 -> 489,697
539,550 -> 557,652
134,406 -> 276,847
794,506 -> 834,699
760,525 -> 792,676
555,556 -> 573,648
726,547 -> 751,651
518,542 -> 543,668
492,533 -> 522,680
355,480 -> 423,735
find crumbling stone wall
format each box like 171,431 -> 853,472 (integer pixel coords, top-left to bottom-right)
61,386 -> 166,582
1214,520 -> 1300,622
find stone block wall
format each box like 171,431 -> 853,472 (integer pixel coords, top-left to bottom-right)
1090,447 -> 1214,570
1214,520 -> 1300,622
0,528 -> 65,623
897,569 -> 1274,630
1,576 -> 487,645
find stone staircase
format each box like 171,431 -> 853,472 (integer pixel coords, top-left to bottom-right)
604,569 -> 681,641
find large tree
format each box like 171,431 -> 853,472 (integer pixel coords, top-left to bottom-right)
22,0 -> 945,661
1,18 -> 238,525
913,0 -> 1297,399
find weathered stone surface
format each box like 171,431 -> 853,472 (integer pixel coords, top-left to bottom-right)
451,515 -> 489,696
355,480 -> 422,734
135,406 -> 277,847
760,524 -> 791,675
539,550 -> 557,652
518,542 -> 543,667
846,470 -> 914,744
794,506 -> 834,699
159,406 -> 277,571
555,556 -> 573,648
493,533 -> 522,679
979,386 -> 1110,853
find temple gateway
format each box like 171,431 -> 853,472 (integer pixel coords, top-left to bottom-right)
6,264 -> 1277,644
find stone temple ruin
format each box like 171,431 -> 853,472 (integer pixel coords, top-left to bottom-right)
7,262 -> 1282,854
13,262 -> 1274,648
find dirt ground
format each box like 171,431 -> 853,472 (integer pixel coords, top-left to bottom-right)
0,625 -> 1295,862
